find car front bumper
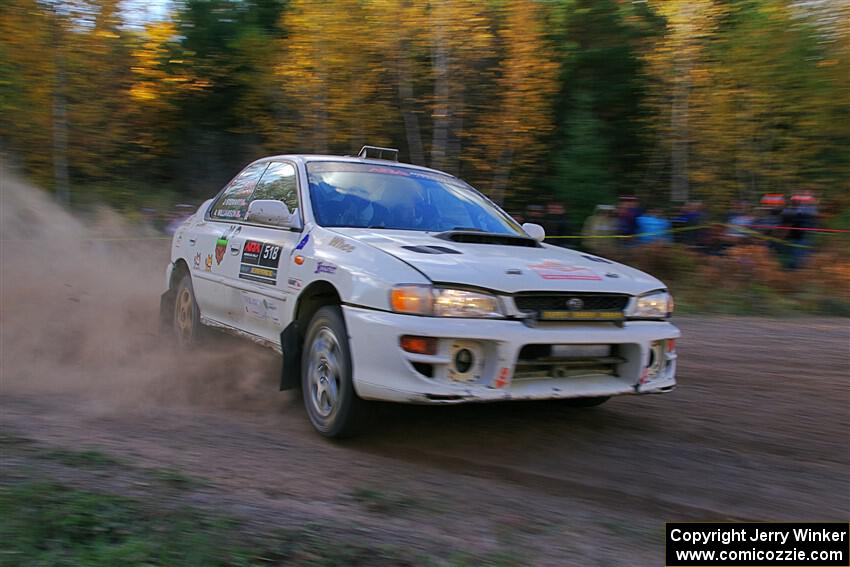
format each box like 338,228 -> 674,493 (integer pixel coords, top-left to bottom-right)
343,305 -> 680,404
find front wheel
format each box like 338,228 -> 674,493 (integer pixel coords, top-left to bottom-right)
301,306 -> 367,437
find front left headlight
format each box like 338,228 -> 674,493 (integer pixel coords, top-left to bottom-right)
390,285 -> 503,318
433,288 -> 502,318
631,290 -> 674,320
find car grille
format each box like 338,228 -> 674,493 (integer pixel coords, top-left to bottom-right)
513,293 -> 630,319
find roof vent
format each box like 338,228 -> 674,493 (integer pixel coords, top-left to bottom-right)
358,145 -> 399,161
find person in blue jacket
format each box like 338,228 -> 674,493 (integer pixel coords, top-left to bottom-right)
636,208 -> 672,245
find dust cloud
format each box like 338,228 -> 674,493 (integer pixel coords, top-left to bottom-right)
0,168 -> 284,415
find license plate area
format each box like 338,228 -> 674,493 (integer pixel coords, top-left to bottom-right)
514,344 -> 624,381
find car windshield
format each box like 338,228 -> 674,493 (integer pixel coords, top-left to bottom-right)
306,161 -> 523,235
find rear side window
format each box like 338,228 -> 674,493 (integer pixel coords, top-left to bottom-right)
251,162 -> 299,213
210,162 -> 268,221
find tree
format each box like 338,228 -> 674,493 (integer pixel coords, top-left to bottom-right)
464,0 -> 558,205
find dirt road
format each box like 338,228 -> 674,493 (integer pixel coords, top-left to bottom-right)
1,176 -> 847,564
2,318 -> 847,565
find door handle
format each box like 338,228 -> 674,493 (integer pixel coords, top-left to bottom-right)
230,245 -> 240,254
188,238 -> 197,245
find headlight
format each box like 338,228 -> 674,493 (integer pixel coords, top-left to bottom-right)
390,285 -> 502,318
631,290 -> 674,320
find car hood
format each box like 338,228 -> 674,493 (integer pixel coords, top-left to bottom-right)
329,228 -> 665,295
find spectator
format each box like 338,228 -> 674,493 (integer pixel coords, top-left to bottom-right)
725,201 -> 755,239
525,204 -> 546,227
636,208 -> 672,245
542,200 -> 572,248
781,193 -> 818,269
754,197 -> 786,259
582,204 -> 618,256
673,201 -> 706,248
616,196 -> 642,240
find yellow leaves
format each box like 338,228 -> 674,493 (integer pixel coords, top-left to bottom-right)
465,0 -> 558,198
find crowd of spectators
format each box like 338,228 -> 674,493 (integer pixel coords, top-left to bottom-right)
513,192 -> 822,270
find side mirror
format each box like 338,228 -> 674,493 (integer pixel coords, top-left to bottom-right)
522,222 -> 546,242
246,200 -> 296,227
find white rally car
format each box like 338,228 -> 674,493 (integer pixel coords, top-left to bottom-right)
162,146 -> 679,437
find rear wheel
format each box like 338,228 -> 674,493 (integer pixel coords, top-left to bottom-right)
563,396 -> 610,408
173,273 -> 203,348
301,306 -> 366,437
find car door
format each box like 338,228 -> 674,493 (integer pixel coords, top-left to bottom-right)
218,161 -> 304,345
191,162 -> 268,324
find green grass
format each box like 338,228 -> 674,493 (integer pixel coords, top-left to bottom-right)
149,467 -> 206,490
0,481 -> 525,566
349,487 -> 422,515
0,481 -> 396,566
38,448 -> 123,469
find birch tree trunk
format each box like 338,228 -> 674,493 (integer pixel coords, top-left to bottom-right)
430,2 -> 450,171
396,43 -> 424,165
51,11 -> 70,206
670,2 -> 697,204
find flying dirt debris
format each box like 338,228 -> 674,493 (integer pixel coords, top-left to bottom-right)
0,168 -> 280,411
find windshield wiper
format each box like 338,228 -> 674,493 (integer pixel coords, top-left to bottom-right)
450,226 -> 484,232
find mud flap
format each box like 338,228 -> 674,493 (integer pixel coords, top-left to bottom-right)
159,290 -> 175,337
280,321 -> 302,390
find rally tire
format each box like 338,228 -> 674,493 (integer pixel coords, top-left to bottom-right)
563,396 -> 611,408
173,273 -> 204,349
301,306 -> 367,438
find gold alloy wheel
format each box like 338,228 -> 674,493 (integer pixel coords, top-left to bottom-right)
175,285 -> 195,343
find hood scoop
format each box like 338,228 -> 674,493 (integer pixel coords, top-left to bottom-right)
401,245 -> 462,255
434,231 -> 541,248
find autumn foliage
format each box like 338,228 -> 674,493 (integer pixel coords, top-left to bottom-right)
0,0 -> 847,220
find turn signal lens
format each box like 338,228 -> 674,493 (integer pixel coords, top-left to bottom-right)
390,285 -> 433,315
400,335 -> 438,355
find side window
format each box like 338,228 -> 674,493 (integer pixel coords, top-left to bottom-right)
251,162 -> 299,213
210,162 -> 268,221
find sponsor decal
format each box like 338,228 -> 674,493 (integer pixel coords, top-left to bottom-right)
368,166 -> 409,176
314,261 -> 337,275
241,293 -> 281,324
204,254 -> 212,272
492,367 -> 511,389
193,252 -> 201,270
215,225 -> 240,265
222,197 -> 246,207
287,277 -> 303,291
295,232 -> 310,251
215,208 -> 243,219
329,236 -> 354,253
528,261 -> 602,281
239,240 -> 282,285
539,310 -> 624,321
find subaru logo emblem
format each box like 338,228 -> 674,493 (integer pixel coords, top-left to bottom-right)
566,298 -> 584,311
